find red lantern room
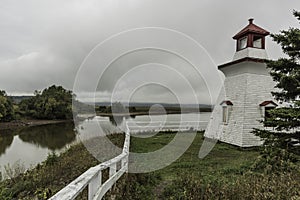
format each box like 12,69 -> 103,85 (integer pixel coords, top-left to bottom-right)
233,19 -> 270,52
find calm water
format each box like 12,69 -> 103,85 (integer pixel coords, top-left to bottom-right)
0,122 -> 78,177
0,112 -> 211,177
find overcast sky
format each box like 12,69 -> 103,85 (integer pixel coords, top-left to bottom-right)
0,0 -> 299,103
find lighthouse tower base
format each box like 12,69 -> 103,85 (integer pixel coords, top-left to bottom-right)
205,60 -> 276,147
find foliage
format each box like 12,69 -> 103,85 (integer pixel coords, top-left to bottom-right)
109,173 -> 162,200
253,11 -> 300,161
3,161 -> 26,181
19,85 -> 73,120
45,152 -> 59,166
161,172 -> 300,200
0,90 -> 15,122
251,147 -> 298,174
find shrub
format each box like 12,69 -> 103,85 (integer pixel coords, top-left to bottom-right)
45,152 -> 59,166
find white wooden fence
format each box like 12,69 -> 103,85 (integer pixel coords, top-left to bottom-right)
127,120 -> 205,133
49,122 -> 130,200
50,120 -> 202,200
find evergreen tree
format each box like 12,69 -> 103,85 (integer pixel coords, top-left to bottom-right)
253,11 -> 300,157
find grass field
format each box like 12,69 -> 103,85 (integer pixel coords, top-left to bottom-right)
1,132 -> 299,199
129,131 -> 258,179
109,132 -> 261,199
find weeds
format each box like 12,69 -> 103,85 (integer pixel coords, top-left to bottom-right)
3,160 -> 25,181
45,152 -> 58,166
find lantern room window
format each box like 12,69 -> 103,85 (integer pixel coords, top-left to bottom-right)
253,35 -> 263,48
233,18 -> 269,52
238,36 -> 247,50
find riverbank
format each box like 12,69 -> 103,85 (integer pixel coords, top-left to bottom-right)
0,134 -> 124,199
0,119 -> 72,131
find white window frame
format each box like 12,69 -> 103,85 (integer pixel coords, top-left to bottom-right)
220,101 -> 233,124
259,101 -> 278,120
253,36 -> 262,48
238,36 -> 248,50
222,106 -> 228,123
261,104 -> 276,119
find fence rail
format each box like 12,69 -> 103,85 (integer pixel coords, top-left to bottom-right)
127,120 -> 205,133
49,122 -> 130,200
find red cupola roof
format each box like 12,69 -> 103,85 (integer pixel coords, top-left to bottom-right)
233,19 -> 269,39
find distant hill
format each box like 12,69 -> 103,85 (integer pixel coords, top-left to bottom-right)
9,96 -> 33,104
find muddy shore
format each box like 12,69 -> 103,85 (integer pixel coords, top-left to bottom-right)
0,119 -> 72,131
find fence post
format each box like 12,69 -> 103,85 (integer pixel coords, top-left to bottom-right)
88,171 -> 102,200
109,163 -> 117,178
122,156 -> 128,173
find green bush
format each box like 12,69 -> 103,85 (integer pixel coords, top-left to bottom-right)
45,152 -> 59,166
251,147 -> 298,174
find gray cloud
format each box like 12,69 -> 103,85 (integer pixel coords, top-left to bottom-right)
0,0 -> 299,103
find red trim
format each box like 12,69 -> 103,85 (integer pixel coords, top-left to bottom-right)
220,100 -> 233,106
259,101 -> 278,107
262,36 -> 265,49
233,21 -> 269,39
247,34 -> 252,48
233,19 -> 269,50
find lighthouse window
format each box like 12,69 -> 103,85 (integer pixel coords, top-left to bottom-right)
259,101 -> 278,126
220,101 -> 233,124
253,36 -> 262,48
222,107 -> 228,123
265,107 -> 273,120
264,107 -> 275,127
238,36 -> 247,50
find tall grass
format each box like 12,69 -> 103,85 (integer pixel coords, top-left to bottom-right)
3,160 -> 26,181
162,172 -> 300,199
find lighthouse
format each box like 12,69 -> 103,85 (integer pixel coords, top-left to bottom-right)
205,19 -> 277,147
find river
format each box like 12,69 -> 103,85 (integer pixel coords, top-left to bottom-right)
0,112 -> 211,177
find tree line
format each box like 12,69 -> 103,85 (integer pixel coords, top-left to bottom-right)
0,85 -> 73,122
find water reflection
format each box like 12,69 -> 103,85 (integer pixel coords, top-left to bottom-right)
18,122 -> 76,150
108,116 -> 125,126
0,134 -> 13,156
